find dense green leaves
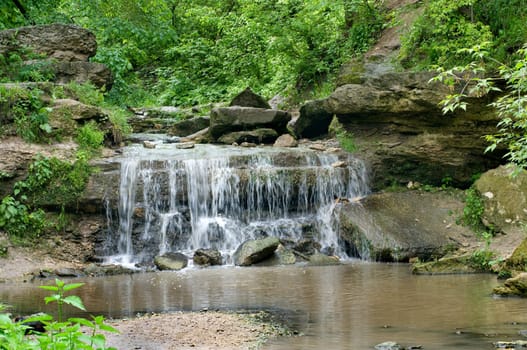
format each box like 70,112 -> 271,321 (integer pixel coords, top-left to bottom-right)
1,0 -> 385,106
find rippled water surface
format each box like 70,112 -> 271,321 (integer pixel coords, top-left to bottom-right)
1,263 -> 526,349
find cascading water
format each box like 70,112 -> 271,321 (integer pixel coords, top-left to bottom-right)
103,143 -> 369,266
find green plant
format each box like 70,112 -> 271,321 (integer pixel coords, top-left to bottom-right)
0,195 -> 46,239
461,187 -> 485,230
76,121 -> 105,153
0,279 -> 118,349
469,248 -> 495,270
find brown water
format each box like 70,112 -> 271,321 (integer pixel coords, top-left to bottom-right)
1,263 -> 526,349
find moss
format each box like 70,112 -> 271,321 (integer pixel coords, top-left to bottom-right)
412,255 -> 480,275
507,238 -> 527,270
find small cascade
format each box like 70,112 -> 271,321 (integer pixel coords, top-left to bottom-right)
103,144 -> 369,265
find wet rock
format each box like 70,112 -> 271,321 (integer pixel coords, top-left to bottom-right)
240,142 -> 257,148
143,141 -> 157,149
209,107 -> 291,141
55,268 -> 84,277
175,142 -> 195,149
308,253 -> 340,266
493,273 -> 527,297
217,128 -> 278,145
412,255 -> 480,275
339,190 -> 473,262
293,239 -> 321,256
233,237 -> 280,266
229,87 -> 271,109
308,143 -> 326,152
193,249 -> 223,266
84,264 -> 138,276
168,116 -> 210,137
154,252 -> 189,271
273,134 -> 298,148
331,161 -> 347,168
273,244 -> 297,265
374,341 -> 401,350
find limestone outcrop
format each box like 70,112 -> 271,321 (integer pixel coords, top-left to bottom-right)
293,71 -> 505,189
0,24 -> 112,88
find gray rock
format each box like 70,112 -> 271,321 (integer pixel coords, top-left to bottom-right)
233,237 -> 280,266
154,252 -> 188,271
292,99 -> 334,139
209,106 -> 291,140
229,87 -> 271,109
274,134 -> 298,147
0,24 -> 97,61
175,142 -> 195,149
51,61 -> 113,89
168,116 -> 210,137
338,190 -> 473,262
193,249 -> 223,266
217,128 -> 278,144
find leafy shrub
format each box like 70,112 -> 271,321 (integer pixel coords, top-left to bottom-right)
461,187 -> 485,230
0,196 -> 46,239
76,121 -> 105,153
0,279 -> 118,349
400,0 -> 494,68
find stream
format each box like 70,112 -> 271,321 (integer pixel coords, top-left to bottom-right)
1,263 -> 525,349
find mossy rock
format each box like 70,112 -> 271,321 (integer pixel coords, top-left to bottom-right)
412,255 -> 480,275
507,238 -> 527,269
493,273 -> 527,297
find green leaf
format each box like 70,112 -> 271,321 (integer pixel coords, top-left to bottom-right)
63,282 -> 85,292
63,295 -> 86,311
44,294 -> 61,304
39,285 -> 59,292
69,317 -> 94,328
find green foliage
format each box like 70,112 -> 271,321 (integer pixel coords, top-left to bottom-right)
432,44 -> 527,170
0,86 -> 52,142
461,187 -> 485,230
0,48 -> 54,83
0,279 -> 118,349
400,0 -> 493,68
468,247 -> 495,271
0,196 -> 46,239
76,122 -> 105,153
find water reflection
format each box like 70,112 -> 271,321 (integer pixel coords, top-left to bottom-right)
0,263 -> 526,349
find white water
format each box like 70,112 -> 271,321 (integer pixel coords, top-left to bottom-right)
105,143 -> 369,265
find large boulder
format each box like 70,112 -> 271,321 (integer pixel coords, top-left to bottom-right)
167,116 -> 210,137
0,24 -> 97,61
291,99 -> 334,139
193,248 -> 223,266
154,252 -> 188,271
229,87 -> 271,109
209,107 -> 291,141
51,61 -> 113,89
233,237 -> 280,266
474,165 -> 527,230
338,190 -> 473,262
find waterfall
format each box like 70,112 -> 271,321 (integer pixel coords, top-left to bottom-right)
104,144 -> 369,266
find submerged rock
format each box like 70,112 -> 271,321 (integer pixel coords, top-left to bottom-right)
308,253 -> 340,266
412,255 -> 480,275
374,341 -> 401,350
493,273 -> 527,297
233,237 -> 280,266
154,252 -> 188,271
